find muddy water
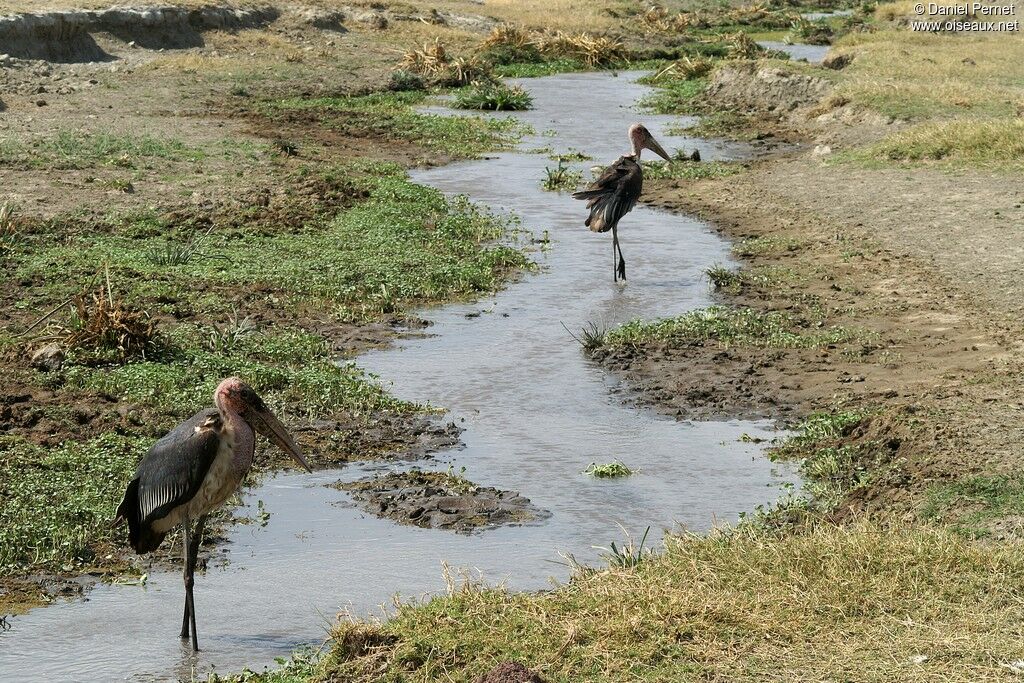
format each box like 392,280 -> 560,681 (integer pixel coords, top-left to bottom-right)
0,72 -> 797,682
758,10 -> 852,63
757,40 -> 830,63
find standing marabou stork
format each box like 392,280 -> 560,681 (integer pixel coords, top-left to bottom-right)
115,376 -> 310,651
572,123 -> 672,282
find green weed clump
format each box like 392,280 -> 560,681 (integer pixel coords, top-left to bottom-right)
769,409 -> 882,508
583,460 -> 634,478
454,83 -> 533,111
541,159 -> 582,191
638,76 -> 707,115
599,306 -> 856,351
788,17 -> 835,45
705,264 -> 798,294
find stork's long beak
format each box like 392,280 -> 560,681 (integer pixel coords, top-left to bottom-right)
645,135 -> 672,162
251,408 -> 311,472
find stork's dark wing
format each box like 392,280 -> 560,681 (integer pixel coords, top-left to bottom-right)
571,156 -> 643,233
115,408 -> 222,553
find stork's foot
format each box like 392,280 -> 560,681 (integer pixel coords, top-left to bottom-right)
617,258 -> 627,282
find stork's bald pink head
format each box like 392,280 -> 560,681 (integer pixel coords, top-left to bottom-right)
628,123 -> 672,161
214,377 -> 310,472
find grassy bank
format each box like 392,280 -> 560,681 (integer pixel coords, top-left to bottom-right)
228,523 -> 1024,683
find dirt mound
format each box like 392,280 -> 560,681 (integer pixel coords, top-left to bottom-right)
336,470 -> 550,533
475,662 -> 546,683
0,4 -> 278,62
704,60 -> 832,118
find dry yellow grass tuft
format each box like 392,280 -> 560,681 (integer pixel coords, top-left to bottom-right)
65,287 -> 157,360
725,31 -> 764,59
479,23 -> 533,52
533,30 -> 626,67
399,37 -> 491,86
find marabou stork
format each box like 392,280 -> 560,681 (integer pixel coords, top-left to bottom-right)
572,123 -> 672,282
115,377 -> 310,651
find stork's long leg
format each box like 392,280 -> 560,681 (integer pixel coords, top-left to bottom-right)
186,515 -> 208,651
612,231 -> 618,282
180,520 -> 192,641
612,225 -> 626,282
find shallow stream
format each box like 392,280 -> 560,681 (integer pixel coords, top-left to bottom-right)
0,71 -> 797,682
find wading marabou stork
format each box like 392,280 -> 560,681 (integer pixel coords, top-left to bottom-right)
572,123 -> 672,282
115,377 -> 310,651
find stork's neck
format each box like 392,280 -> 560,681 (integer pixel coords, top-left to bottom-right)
630,140 -> 642,159
218,405 -> 256,473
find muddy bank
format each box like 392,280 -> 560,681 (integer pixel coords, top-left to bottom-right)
336,470 -> 550,533
592,157 -> 1016,520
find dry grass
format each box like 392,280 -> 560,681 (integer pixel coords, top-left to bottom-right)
472,0 -> 622,33
641,5 -> 693,33
834,29 -> 1024,120
477,24 -> 627,68
654,55 -> 715,81
64,288 -> 158,360
724,31 -> 765,59
533,30 -> 626,67
850,119 -> 1024,165
399,38 -> 492,86
0,203 -> 18,255
304,523 -> 1024,682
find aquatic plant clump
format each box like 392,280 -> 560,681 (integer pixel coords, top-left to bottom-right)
584,460 -> 635,478
541,159 -> 583,191
454,83 -> 534,111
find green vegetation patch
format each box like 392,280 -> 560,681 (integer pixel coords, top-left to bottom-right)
768,409 -> 882,508
638,76 -> 708,115
542,160 -> 583,192
705,264 -> 800,294
732,235 -> 807,258
598,306 -> 856,351
0,131 -> 203,170
922,474 -> 1024,538
493,58 -> 587,78
268,91 -> 527,159
12,167 -> 530,322
232,523 -> 1024,682
583,460 -> 635,478
0,433 -> 148,572
454,83 -> 534,111
62,326 -> 412,422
